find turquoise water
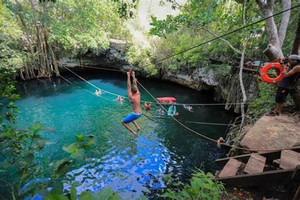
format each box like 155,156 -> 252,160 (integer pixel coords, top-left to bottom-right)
13,70 -> 235,199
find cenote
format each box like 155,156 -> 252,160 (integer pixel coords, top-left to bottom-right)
11,69 -> 236,199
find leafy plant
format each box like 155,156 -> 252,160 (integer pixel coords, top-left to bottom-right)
0,1 -> 25,69
161,170 -> 225,200
0,68 -> 102,199
126,45 -> 157,75
248,82 -> 276,119
43,184 -> 121,200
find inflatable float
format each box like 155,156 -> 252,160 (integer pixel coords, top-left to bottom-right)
156,97 -> 176,104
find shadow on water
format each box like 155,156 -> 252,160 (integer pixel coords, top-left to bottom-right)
12,70 -> 237,199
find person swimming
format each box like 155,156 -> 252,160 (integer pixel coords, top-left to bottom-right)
167,105 -> 179,117
183,104 -> 193,112
156,108 -> 166,115
95,89 -> 102,96
117,96 -> 124,104
145,102 -> 151,112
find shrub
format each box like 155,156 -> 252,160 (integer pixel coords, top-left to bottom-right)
161,170 -> 225,200
248,82 -> 276,119
126,45 -> 157,75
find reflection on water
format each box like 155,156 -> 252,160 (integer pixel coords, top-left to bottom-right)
11,70 -> 236,199
65,133 -> 172,199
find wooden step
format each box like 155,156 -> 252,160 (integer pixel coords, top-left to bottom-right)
218,158 -> 242,178
280,150 -> 300,170
244,153 -> 266,174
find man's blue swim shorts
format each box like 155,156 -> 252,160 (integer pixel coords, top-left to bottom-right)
122,112 -> 142,123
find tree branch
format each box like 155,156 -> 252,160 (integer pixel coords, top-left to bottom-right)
255,0 -> 265,9
199,27 -> 242,54
267,0 -> 274,9
255,0 -> 283,60
292,17 -> 300,54
239,39 -> 248,131
278,0 -> 291,47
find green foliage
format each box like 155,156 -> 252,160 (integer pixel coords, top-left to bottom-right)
0,68 -> 20,100
44,185 -> 121,200
0,69 -> 102,199
62,134 -> 96,158
206,64 -> 233,80
161,170 -> 225,200
49,0 -> 128,56
149,15 -> 183,37
152,29 -> 204,71
126,45 -> 157,75
114,0 -> 138,19
149,0 -> 268,72
78,188 -> 121,200
0,0 -> 25,69
248,82 -> 276,119
1,0 -> 132,72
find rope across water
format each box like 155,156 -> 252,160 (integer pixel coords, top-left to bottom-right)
64,65 -> 247,106
136,79 -> 298,152
57,67 -> 297,152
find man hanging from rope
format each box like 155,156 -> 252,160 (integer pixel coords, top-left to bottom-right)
122,71 -> 142,136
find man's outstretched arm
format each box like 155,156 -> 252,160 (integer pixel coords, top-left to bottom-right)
283,65 -> 300,78
132,71 -> 140,94
127,71 -> 132,97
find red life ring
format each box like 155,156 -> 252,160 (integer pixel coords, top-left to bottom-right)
259,62 -> 283,83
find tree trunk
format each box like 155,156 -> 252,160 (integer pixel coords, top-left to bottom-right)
255,0 -> 291,61
292,17 -> 300,54
261,5 -> 283,60
239,42 -> 247,130
15,0 -> 37,79
278,0 -> 291,47
291,17 -> 300,110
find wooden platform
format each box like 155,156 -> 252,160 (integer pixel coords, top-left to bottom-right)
215,147 -> 300,187
235,66 -> 258,72
218,158 -> 242,178
244,154 -> 266,174
280,150 -> 300,170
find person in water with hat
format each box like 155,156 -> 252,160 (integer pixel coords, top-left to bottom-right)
121,71 -> 142,136
267,54 -> 300,116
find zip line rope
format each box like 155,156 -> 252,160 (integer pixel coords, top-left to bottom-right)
63,65 -> 246,106
55,70 -> 121,103
185,121 -> 230,126
155,4 -> 300,63
58,68 -> 298,152
136,79 -> 298,152
56,5 -> 299,152
60,4 -> 300,106
63,66 -> 127,99
57,70 -> 236,127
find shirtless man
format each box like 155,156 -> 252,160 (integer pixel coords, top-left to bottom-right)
122,71 -> 142,136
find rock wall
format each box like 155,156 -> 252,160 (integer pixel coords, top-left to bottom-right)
161,67 -> 218,91
58,41 -> 258,113
160,67 -> 258,113
214,70 -> 258,113
58,39 -> 129,69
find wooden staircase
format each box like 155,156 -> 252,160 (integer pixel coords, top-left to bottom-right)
214,147 -> 300,187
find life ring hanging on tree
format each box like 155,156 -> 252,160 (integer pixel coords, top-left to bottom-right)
259,62 -> 283,83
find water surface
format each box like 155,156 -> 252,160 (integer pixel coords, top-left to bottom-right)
14,70 -> 235,199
